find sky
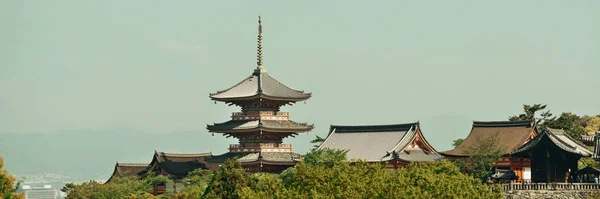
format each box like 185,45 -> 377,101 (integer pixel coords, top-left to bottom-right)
1,0 -> 599,177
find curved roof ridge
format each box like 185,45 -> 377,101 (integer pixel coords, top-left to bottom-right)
473,120 -> 533,127
117,162 -> 149,166
156,152 -> 213,157
330,122 -> 419,133
544,128 -> 591,151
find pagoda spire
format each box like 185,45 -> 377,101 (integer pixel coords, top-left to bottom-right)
256,15 -> 265,70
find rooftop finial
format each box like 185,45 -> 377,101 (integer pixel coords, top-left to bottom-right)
256,15 -> 263,67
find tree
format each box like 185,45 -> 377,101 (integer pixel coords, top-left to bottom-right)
302,148 -> 347,166
309,135 -> 326,151
547,112 -> 586,139
169,169 -> 214,199
458,135 -> 506,183
238,149 -> 502,199
452,138 -> 465,148
584,116 -> 600,133
203,158 -> 251,199
508,104 -> 555,129
0,155 -> 23,199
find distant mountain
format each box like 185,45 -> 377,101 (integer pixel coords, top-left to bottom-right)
0,130 -> 237,183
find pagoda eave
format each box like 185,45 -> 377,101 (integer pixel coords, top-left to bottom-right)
207,126 -> 314,134
210,94 -> 310,103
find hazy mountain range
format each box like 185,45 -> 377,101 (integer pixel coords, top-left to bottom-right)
0,130 -> 252,184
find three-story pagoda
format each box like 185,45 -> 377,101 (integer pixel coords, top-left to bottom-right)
206,16 -> 313,172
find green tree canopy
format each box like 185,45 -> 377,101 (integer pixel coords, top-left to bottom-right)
452,138 -> 465,148
456,135 -> 506,183
508,104 -> 555,129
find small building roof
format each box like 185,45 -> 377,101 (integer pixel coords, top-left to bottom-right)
209,69 -> 311,102
441,120 -> 536,157
318,122 -> 442,162
106,162 -> 148,183
139,151 -> 212,178
512,128 -> 592,157
207,119 -> 313,132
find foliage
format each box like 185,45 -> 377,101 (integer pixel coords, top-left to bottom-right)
169,169 -> 214,199
458,135 -> 506,183
546,112 -> 587,139
584,116 -> 600,133
62,177 -> 157,199
309,135 -> 326,151
302,148 -> 347,166
0,156 -> 23,199
508,104 -> 555,129
62,173 -> 174,199
203,158 -> 251,199
452,138 -> 465,148
237,149 -> 501,199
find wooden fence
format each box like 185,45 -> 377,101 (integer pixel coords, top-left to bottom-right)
495,183 -> 600,191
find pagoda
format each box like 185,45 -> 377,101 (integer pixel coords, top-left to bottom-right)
206,16 -> 313,172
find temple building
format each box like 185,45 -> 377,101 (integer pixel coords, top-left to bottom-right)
137,151 -> 212,194
511,128 -> 592,182
441,120 -> 537,182
105,162 -> 148,183
206,16 -> 313,172
317,122 -> 442,168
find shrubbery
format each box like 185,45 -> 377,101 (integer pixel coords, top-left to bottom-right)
63,149 -> 502,199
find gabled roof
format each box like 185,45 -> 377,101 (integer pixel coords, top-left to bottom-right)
140,151 -> 212,178
207,119 -> 314,132
512,128 -> 592,157
318,122 -> 442,162
106,162 -> 148,183
441,120 -> 536,157
209,69 -> 311,102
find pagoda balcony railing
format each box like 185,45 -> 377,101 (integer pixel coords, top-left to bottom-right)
229,143 -> 292,152
231,111 -> 290,121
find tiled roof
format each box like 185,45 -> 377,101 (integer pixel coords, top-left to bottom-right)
205,152 -> 300,163
106,162 -> 148,183
207,119 -> 314,132
441,120 -> 536,157
209,70 -> 311,101
512,128 -> 592,157
318,122 -> 440,162
395,150 -> 443,162
142,152 -> 212,178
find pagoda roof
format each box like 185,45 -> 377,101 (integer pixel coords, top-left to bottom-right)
441,120 -> 536,157
105,162 -> 148,183
318,122 -> 442,162
209,69 -> 311,102
205,151 -> 300,164
139,151 -> 212,178
207,119 -> 314,132
512,128 -> 592,157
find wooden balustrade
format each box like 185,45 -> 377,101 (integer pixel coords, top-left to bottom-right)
493,183 -> 600,191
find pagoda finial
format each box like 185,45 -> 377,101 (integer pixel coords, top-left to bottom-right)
256,15 -> 263,67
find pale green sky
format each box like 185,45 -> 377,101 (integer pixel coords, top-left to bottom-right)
1,0 -> 599,156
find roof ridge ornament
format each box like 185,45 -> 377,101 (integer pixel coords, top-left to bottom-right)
255,15 -> 267,74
